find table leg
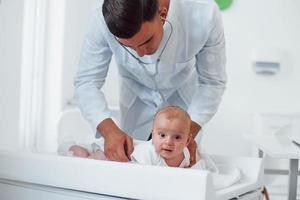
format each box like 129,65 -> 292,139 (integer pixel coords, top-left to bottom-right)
288,159 -> 298,200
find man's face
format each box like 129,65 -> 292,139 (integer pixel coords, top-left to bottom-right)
152,115 -> 190,161
118,14 -> 164,57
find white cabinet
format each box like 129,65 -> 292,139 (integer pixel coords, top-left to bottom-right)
0,179 -> 123,200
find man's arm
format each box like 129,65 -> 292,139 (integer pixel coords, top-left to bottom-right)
75,8 -> 113,136
188,3 -> 227,130
75,8 -> 133,161
187,4 -> 226,166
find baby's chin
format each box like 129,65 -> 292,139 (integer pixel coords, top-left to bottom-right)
159,150 -> 178,160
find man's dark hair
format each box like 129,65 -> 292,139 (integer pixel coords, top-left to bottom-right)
102,0 -> 159,38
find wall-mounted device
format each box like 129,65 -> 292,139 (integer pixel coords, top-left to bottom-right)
252,48 -> 282,76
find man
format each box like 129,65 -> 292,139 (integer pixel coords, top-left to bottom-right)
75,0 -> 227,166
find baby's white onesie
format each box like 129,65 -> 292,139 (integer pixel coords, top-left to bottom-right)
131,141 -> 190,168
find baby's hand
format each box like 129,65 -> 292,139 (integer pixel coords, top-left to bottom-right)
188,121 -> 201,167
88,150 -> 107,160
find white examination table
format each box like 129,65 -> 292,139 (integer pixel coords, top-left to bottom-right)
0,149 -> 263,200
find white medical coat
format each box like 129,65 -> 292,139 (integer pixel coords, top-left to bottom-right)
75,0 -> 227,140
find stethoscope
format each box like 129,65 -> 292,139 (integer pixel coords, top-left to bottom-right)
116,19 -> 174,135
116,18 -> 173,102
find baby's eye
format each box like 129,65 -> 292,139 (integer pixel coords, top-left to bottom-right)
159,132 -> 166,138
174,135 -> 182,140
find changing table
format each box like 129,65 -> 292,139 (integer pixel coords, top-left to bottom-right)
0,149 -> 264,200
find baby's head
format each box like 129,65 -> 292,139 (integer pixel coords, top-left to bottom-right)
152,106 -> 191,164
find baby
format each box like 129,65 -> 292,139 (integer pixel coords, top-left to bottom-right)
61,106 -> 194,168
131,106 -> 193,167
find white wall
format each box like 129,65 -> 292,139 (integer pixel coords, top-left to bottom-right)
201,0 -> 300,155
0,0 -> 24,149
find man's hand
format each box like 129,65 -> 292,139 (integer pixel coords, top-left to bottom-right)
188,120 -> 201,167
98,118 -> 134,162
187,138 -> 197,167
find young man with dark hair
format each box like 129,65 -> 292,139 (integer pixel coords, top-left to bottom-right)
75,0 -> 227,166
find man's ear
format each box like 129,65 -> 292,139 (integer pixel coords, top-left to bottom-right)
159,6 -> 168,19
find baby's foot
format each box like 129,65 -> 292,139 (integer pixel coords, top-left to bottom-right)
69,145 -> 89,158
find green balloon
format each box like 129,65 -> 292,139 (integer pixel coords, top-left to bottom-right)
215,0 -> 233,11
